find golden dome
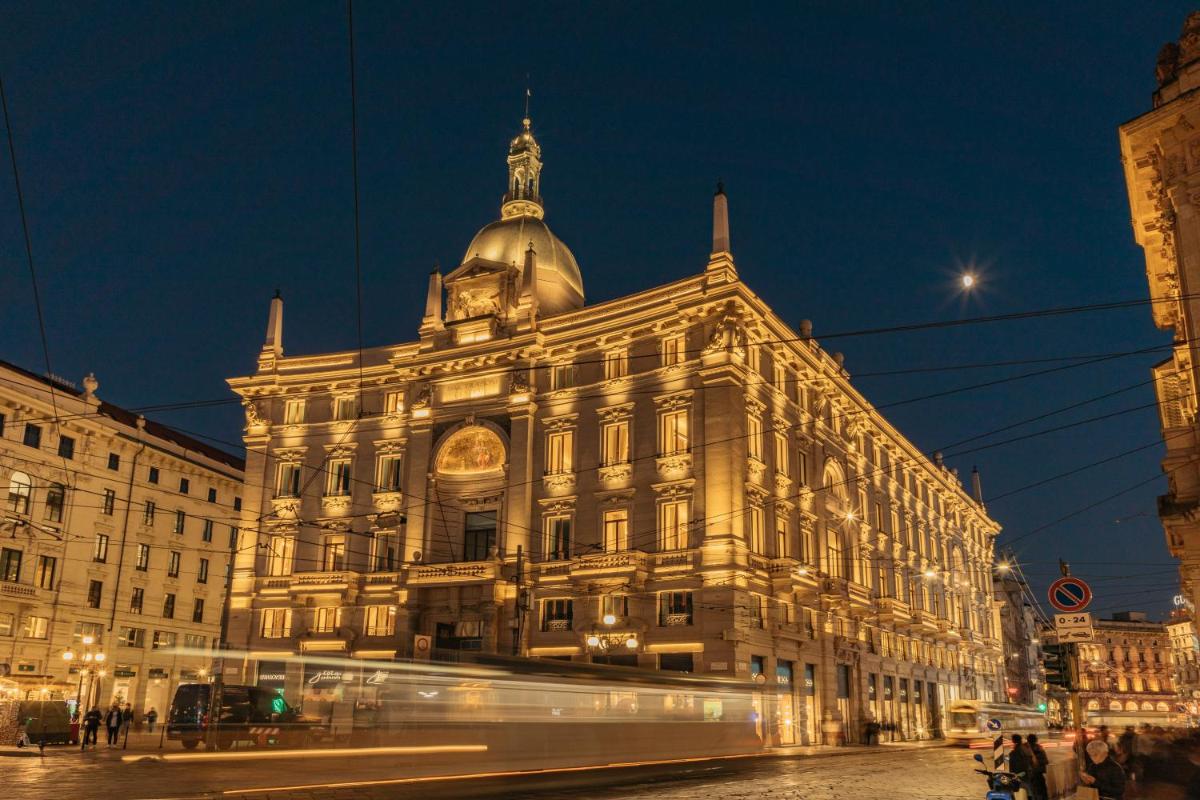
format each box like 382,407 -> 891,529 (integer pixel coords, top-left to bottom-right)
462,215 -> 584,313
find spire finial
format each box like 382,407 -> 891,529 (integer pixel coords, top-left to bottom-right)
524,84 -> 531,127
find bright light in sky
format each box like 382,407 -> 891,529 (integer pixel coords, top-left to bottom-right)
960,273 -> 976,289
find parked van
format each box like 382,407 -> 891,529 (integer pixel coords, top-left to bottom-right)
166,683 -> 318,750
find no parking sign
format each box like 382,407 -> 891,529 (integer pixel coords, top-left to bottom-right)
1047,577 -> 1092,613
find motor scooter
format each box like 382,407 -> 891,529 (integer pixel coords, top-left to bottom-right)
973,752 -> 1026,800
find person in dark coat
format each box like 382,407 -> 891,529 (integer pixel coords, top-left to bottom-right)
104,704 -> 122,746
1008,733 -> 1034,779
81,706 -> 102,749
1027,733 -> 1050,800
1082,739 -> 1126,800
121,703 -> 133,737
146,707 -> 158,733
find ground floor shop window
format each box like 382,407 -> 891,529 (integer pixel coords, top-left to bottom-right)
658,653 -> 693,672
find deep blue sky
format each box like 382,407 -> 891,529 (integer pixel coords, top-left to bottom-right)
1,2 -> 1191,618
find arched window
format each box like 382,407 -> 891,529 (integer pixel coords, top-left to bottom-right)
7,471 -> 31,515
1155,701 -> 1169,712
1087,700 -> 1100,711
1141,701 -> 1154,712
822,459 -> 848,501
1113,700 -> 1127,711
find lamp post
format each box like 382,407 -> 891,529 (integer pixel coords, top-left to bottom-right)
584,614 -> 638,659
63,635 -> 106,728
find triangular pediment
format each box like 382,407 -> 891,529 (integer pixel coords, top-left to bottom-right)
445,256 -> 516,285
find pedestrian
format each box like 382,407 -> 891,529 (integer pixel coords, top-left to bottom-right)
104,703 -> 122,746
1009,733 -> 1034,780
1081,739 -> 1126,800
121,703 -> 133,739
1027,733 -> 1050,800
146,707 -> 158,734
81,706 -> 102,749
1116,726 -> 1136,771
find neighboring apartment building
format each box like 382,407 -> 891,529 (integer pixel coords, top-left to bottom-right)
1167,607 -> 1200,721
1120,12 -> 1200,619
993,566 -> 1045,709
224,113 -> 1005,746
0,361 -> 243,714
1074,612 -> 1178,727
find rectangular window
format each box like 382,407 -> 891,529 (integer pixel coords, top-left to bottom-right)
545,430 -> 573,475
0,612 -> 13,636
775,516 -> 789,558
167,551 -> 180,578
463,511 -> 497,562
152,630 -> 177,650
102,489 -> 116,515
23,423 -> 42,449
107,452 -> 120,470
774,431 -> 790,477
544,515 -> 572,560
284,398 -> 306,424
87,580 -> 103,609
276,463 -> 302,497
93,533 -> 109,563
260,608 -> 292,638
659,498 -> 689,550
197,558 -> 209,584
70,621 -> 101,645
0,413 -> 5,437
550,363 -> 574,390
658,591 -> 693,626
600,420 -> 629,466
0,548 -> 21,582
192,598 -> 205,624
377,455 -> 402,491
602,509 -> 628,552
313,606 -> 340,633
184,633 -> 207,650
325,458 -> 352,496
229,527 -> 239,549
373,531 -> 400,571
659,409 -> 689,455
130,587 -> 144,614
797,450 -> 808,486
321,535 -> 346,571
383,391 -> 403,415
747,413 -> 763,460
173,509 -> 186,535
148,466 -> 159,484
35,555 -> 56,589
179,477 -> 189,494
207,487 -> 217,503
24,615 -> 49,639
136,543 -> 150,571
603,349 -> 628,380
773,362 -> 788,392
661,333 -> 686,366
601,594 -> 629,619
201,519 -> 213,542
540,598 -> 574,631
119,627 -> 145,648
233,497 -> 242,512
749,505 -> 765,554
364,605 -> 396,637
750,593 -> 766,628
266,535 -> 295,576
162,593 -> 175,619
44,484 -> 65,522
57,435 -> 75,459
334,396 -> 357,421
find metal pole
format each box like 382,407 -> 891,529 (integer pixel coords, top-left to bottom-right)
205,524 -> 239,749
511,545 -> 523,657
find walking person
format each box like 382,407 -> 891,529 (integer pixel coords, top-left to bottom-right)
1009,733 -> 1034,780
1027,733 -> 1050,800
121,703 -> 133,741
145,707 -> 158,734
1081,739 -> 1126,800
104,704 -> 122,746
81,706 -> 102,750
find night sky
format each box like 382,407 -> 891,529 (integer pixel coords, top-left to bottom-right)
1,2 -> 1192,619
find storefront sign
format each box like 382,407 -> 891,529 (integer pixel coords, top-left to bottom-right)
148,668 -> 169,679
304,665 -> 353,687
114,669 -> 136,678
257,661 -> 288,694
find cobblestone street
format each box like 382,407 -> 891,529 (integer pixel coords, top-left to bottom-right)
2,743 -> 1066,800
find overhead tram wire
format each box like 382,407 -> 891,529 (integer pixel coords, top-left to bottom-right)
346,0 -> 366,415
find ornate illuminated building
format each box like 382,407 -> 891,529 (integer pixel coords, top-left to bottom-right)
226,113 -> 1004,744
1121,13 -> 1200,622
1073,612 -> 1179,727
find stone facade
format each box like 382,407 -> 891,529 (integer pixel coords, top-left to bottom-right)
1120,12 -> 1200,619
0,361 -> 243,715
1074,612 -> 1178,726
1167,610 -> 1200,720
225,115 -> 1004,745
992,569 -> 1045,708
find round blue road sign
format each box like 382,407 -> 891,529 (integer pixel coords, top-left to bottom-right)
1047,577 -> 1092,613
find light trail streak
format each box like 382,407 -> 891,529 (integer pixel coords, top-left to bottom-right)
121,743 -> 486,764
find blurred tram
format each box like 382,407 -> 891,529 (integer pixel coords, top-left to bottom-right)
945,699 -> 1048,745
184,652 -> 765,770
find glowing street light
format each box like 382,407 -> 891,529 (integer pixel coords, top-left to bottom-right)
960,273 -> 976,290
601,613 -> 617,626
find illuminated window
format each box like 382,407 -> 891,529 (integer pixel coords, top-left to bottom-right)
173,509 -> 186,535
261,608 -> 292,638
601,595 -> 629,619
749,505 -> 765,554
543,515 -> 572,561
747,413 -> 763,460
119,626 -> 144,647
136,544 -> 149,571
549,363 -> 575,391
312,606 -> 341,633
35,555 -> 55,589
93,533 -> 109,563
197,558 -> 209,584
333,396 -> 357,421
364,605 -> 396,636
661,333 -> 686,366
601,420 -> 629,466
24,615 -> 48,639
102,489 -> 115,516
773,362 -> 787,391
750,594 -> 767,628
266,535 -> 294,576
162,593 -> 175,619
603,349 -> 628,380
284,398 -> 306,424
321,535 -> 346,571
167,551 -> 180,577
796,450 -> 808,486
658,592 -> 693,626
464,511 -> 497,561
545,430 -> 574,475
827,529 -> 847,579
541,599 -> 573,631
602,509 -> 628,552
383,391 -> 403,415
377,455 -> 402,491
143,500 -> 156,525
774,431 -> 789,477
659,409 -> 689,456
129,587 -> 143,614
373,531 -> 400,572
775,516 -> 789,558
6,471 -> 31,514
325,457 -> 352,496
659,498 -> 689,550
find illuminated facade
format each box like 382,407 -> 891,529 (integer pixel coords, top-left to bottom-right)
226,114 -> 1004,745
1074,612 -> 1178,726
1167,610 -> 1200,719
1120,13 -> 1200,619
0,361 -> 242,712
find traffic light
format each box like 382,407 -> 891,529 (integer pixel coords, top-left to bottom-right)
1043,644 -> 1069,689
1036,702 -> 1047,713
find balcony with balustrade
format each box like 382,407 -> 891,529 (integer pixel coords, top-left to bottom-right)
406,560 -> 500,587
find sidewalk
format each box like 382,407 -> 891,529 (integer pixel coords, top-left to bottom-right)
769,738 -> 949,757
0,730 -> 170,757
